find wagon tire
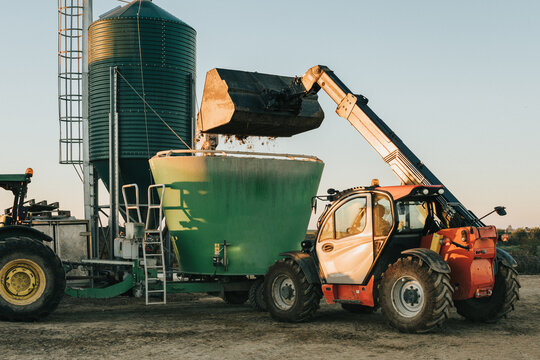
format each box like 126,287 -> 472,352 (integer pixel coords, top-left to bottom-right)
249,278 -> 266,312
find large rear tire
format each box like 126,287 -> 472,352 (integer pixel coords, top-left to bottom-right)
455,263 -> 519,322
379,256 -> 453,333
264,258 -> 321,323
0,237 -> 65,321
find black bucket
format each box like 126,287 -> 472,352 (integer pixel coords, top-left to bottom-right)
197,68 -> 324,137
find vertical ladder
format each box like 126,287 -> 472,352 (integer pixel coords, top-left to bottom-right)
143,184 -> 167,305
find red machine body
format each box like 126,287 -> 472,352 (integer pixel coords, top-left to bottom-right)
322,276 -> 375,306
422,226 -> 497,300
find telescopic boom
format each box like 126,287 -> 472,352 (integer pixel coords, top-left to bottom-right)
300,65 -> 482,227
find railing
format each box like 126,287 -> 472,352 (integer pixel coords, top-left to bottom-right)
154,149 -> 322,162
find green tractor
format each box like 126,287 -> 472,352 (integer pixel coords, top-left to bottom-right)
0,169 -> 65,321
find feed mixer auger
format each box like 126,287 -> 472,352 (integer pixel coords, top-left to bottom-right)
198,65 -> 519,332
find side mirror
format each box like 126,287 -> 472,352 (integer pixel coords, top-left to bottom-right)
478,205 -> 507,221
327,188 -> 337,195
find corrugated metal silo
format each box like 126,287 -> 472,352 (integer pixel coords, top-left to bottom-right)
88,0 -> 196,196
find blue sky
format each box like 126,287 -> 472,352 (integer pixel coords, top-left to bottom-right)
1,0 -> 539,228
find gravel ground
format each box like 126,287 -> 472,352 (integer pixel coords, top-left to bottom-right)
1,275 -> 539,360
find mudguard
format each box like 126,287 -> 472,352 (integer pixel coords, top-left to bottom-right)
279,251 -> 321,284
0,226 -> 53,242
401,248 -> 451,274
496,248 -> 518,268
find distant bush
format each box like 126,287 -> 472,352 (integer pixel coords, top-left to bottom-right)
500,246 -> 540,274
511,254 -> 540,274
501,227 -> 540,256
498,227 -> 540,274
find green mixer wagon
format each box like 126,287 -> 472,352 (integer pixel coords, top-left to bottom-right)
65,150 -> 324,309
150,150 -> 323,276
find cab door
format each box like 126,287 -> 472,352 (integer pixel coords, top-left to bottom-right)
316,194 -> 373,284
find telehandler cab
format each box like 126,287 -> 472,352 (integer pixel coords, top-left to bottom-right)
198,65 -> 520,332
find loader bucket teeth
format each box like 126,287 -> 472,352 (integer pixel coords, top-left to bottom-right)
197,68 -> 324,137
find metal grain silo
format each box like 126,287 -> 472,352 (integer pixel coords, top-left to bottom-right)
88,0 -> 195,197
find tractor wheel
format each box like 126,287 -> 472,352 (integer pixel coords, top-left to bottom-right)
379,256 -> 453,333
455,263 -> 520,322
0,237 -> 65,321
248,278 -> 266,312
341,303 -> 377,314
264,258 -> 321,322
223,291 -> 249,305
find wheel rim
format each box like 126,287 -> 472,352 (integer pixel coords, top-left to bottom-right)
0,259 -> 46,306
391,276 -> 424,318
271,274 -> 296,311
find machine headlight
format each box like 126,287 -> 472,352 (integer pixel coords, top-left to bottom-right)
437,188 -> 445,195
422,188 -> 429,195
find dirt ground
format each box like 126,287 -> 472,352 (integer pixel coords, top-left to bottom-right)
1,276 -> 539,360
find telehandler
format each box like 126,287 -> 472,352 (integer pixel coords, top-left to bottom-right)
198,65 -> 520,332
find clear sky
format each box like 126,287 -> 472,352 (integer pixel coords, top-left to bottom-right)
1,0 -> 539,229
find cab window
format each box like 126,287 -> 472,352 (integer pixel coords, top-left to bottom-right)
334,197 -> 368,239
373,193 -> 393,237
396,200 -> 428,232
319,214 -> 334,241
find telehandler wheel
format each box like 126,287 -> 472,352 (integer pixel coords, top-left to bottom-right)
0,237 -> 65,321
248,278 -> 266,312
341,303 -> 377,314
455,263 -> 520,322
264,258 -> 322,323
379,256 -> 453,333
223,291 -> 249,305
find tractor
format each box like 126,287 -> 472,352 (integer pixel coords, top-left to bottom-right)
0,169 -> 65,321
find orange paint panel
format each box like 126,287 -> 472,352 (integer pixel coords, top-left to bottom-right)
478,226 -> 497,239
435,226 -> 497,300
470,259 -> 495,291
321,276 -> 375,307
322,284 -> 337,304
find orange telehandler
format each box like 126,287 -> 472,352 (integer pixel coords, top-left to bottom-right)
198,65 -> 520,332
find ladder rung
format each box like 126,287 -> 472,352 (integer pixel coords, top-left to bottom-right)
147,289 -> 165,293
145,230 -> 161,234
145,266 -> 163,269
144,241 -> 162,245
145,253 -> 163,257
146,278 -> 162,281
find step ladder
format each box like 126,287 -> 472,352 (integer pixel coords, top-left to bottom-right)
143,184 -> 167,305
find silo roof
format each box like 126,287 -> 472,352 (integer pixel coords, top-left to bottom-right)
99,0 -> 192,27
